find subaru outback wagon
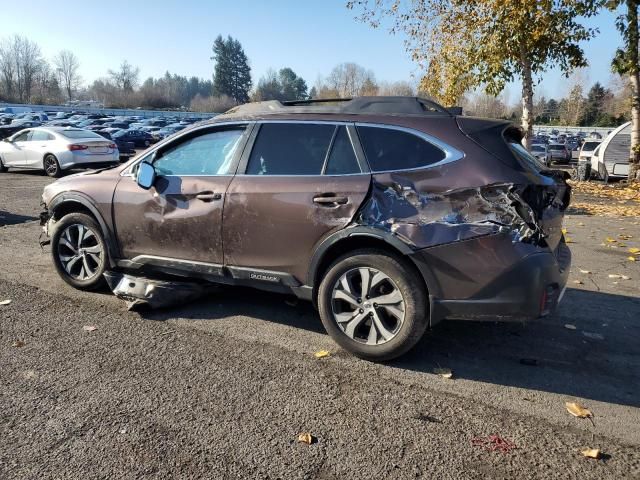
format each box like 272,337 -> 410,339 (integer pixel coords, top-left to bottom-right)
40,97 -> 571,361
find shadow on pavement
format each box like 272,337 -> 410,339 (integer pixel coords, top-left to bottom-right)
0,210 -> 37,226
140,286 -> 640,407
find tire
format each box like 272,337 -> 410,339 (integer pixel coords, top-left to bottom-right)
0,156 -> 7,173
50,213 -> 107,291
317,249 -> 428,362
576,162 -> 591,181
43,154 -> 62,178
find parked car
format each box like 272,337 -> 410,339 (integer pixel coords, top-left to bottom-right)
0,121 -> 42,139
0,127 -> 119,177
39,97 -> 571,361
112,129 -> 153,148
529,143 -> 551,166
547,143 -> 571,164
98,131 -> 136,158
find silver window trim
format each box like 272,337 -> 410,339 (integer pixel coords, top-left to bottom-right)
354,122 -> 465,173
120,121 -> 253,177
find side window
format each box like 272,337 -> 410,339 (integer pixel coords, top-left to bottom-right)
12,131 -> 31,142
357,125 -> 446,171
324,126 -> 360,175
31,130 -> 51,141
153,128 -> 245,176
246,123 -> 334,175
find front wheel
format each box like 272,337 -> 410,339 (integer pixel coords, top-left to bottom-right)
50,213 -> 107,290
317,249 -> 428,362
43,154 -> 62,178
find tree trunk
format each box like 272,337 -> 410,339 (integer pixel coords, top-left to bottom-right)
628,0 -> 640,182
520,50 -> 534,150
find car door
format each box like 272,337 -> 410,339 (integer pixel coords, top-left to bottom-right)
2,130 -> 31,166
223,122 -> 371,284
112,123 -> 252,272
24,130 -> 54,168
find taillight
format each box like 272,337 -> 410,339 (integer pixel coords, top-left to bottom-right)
109,143 -> 117,149
68,144 -> 88,151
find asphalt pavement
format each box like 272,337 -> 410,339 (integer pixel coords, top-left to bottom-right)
1,170 -> 639,479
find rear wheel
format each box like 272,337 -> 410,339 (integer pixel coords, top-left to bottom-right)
318,249 -> 428,361
50,213 -> 107,290
43,154 -> 62,178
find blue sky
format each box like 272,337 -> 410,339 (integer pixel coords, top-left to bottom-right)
1,0 -> 625,103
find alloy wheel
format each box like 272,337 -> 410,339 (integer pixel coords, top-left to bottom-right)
44,156 -> 58,176
330,267 -> 405,345
56,224 -> 103,280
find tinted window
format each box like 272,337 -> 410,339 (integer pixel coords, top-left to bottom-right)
582,141 -> 600,150
31,130 -> 53,141
247,123 -> 334,175
59,129 -> 103,139
549,144 -> 565,151
153,128 -> 244,176
357,126 -> 446,171
325,126 -> 360,175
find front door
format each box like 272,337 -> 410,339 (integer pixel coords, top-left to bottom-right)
2,130 -> 30,166
24,129 -> 55,168
223,122 -> 371,283
113,124 -> 252,268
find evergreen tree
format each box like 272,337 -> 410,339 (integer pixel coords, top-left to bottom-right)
211,35 -> 252,104
278,68 -> 308,100
581,82 -> 607,126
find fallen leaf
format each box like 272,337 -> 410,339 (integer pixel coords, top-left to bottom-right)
0,299 -> 11,306
622,275 -> 631,280
581,448 -> 601,459
314,350 -> 330,359
297,432 -> 316,445
629,256 -> 637,262
83,325 -> 98,332
606,237 -> 617,243
561,228 -> 568,235
608,274 -> 623,279
566,402 -> 592,418
433,367 -> 453,379
12,340 -> 25,348
564,324 -> 577,330
578,269 -> 591,274
572,280 -> 583,285
565,237 -> 573,243
629,247 -> 640,254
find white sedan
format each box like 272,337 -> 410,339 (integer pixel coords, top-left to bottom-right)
0,127 -> 119,177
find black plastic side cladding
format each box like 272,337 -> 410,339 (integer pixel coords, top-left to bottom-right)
355,175 -> 570,251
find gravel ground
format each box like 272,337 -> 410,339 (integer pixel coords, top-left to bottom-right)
1,170 -> 639,479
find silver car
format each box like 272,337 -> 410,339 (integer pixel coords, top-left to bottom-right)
0,127 -> 119,177
529,143 -> 551,166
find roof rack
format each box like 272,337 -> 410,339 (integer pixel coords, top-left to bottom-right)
219,96 -> 458,118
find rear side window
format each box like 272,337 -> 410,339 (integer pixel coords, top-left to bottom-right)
59,129 -> 103,139
357,125 -> 446,171
31,130 -> 53,141
325,126 -> 360,175
247,123 -> 334,175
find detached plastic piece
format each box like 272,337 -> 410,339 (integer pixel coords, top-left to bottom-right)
103,271 -> 210,310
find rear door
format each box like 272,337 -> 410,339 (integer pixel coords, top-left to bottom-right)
223,121 -> 371,283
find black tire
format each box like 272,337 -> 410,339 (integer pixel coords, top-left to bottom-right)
50,213 -> 107,291
0,156 -> 7,173
576,162 -> 591,181
317,249 -> 428,362
43,154 -> 62,178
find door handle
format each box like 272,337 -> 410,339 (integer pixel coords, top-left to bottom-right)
195,192 -> 222,202
313,194 -> 349,206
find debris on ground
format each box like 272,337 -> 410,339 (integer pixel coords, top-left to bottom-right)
314,350 -> 331,359
0,299 -> 11,306
12,339 -> 25,347
582,331 -> 604,341
471,435 -> 517,453
564,324 -> 577,330
608,274 -> 630,280
103,271 -> 212,310
581,448 -> 602,459
629,247 -> 640,254
83,325 -> 98,332
297,432 -> 316,445
565,402 -> 592,419
628,256 -> 637,262
433,367 -> 453,379
578,269 -> 591,274
572,280 -> 583,285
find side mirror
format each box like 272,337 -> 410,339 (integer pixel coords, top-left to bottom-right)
136,162 -> 156,189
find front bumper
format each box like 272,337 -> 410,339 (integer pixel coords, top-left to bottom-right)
410,234 -> 571,325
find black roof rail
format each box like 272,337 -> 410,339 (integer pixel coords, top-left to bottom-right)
219,96 -> 458,118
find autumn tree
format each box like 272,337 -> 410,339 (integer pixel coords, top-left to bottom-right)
54,50 -> 81,100
348,0 -> 603,147
608,0 -> 640,180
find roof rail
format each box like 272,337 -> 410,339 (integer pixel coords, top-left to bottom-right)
219,96 -> 457,118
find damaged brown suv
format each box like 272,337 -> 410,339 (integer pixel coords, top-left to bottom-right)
40,97 -> 571,361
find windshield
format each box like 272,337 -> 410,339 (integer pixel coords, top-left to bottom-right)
582,141 -> 601,151
59,129 -> 103,139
